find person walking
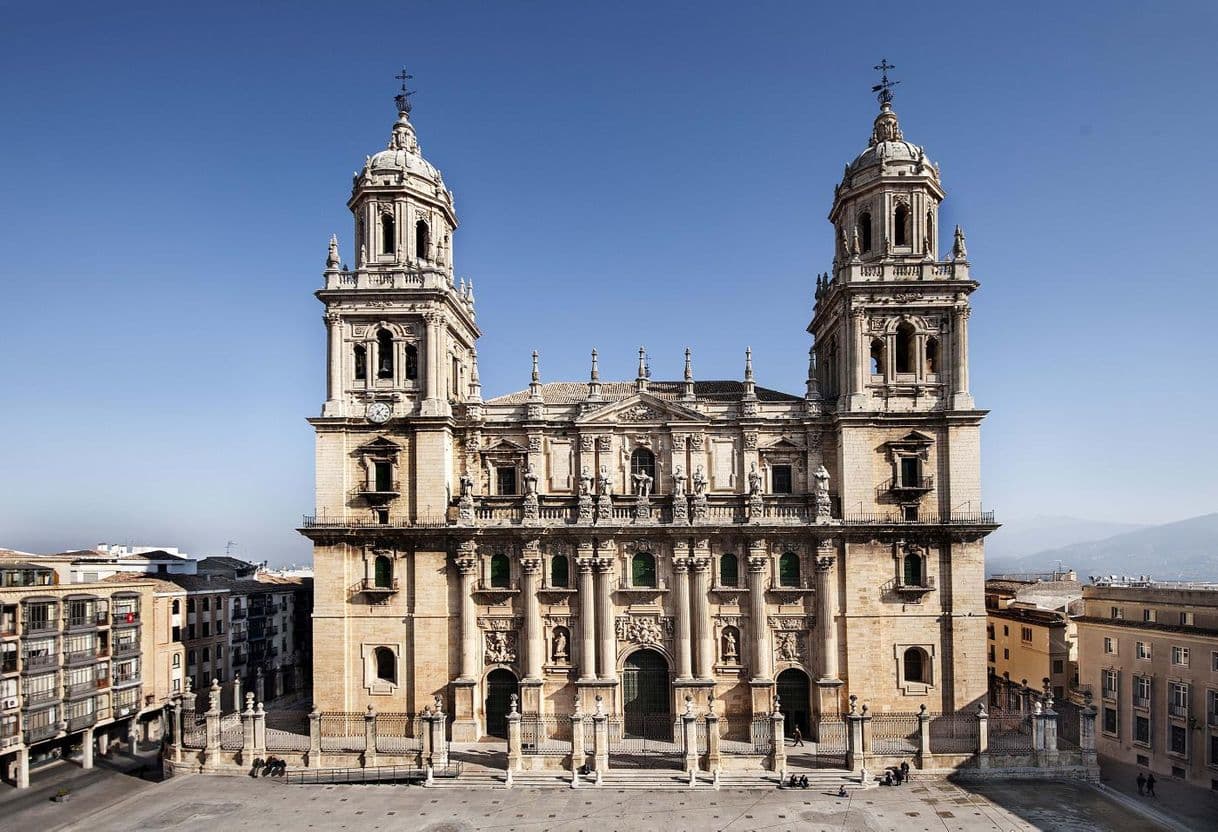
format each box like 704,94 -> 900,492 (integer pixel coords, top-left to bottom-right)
1146,773 -> 1156,797
1136,772 -> 1145,795
792,725 -> 805,747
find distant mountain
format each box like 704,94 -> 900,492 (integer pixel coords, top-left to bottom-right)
984,515 -> 1149,569
990,513 -> 1218,581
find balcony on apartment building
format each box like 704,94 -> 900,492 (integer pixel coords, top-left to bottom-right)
23,688 -> 59,708
67,712 -> 97,732
112,639 -> 140,659
21,652 -> 58,673
24,722 -> 59,744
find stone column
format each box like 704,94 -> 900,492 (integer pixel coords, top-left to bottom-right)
770,706 -> 787,775
814,549 -> 838,681
456,550 -> 480,680
594,552 -> 616,682
242,694 -> 257,761
591,697 -> 609,776
1080,696 -> 1098,775
308,707 -> 321,767
705,704 -> 721,774
15,747 -> 28,790
81,726 -> 94,770
848,307 -> 868,410
255,668 -> 265,704
682,698 -> 700,775
428,704 -> 449,768
671,550 -> 693,681
232,676 -> 242,713
570,704 -> 586,785
746,543 -> 771,683
916,704 -> 931,771
692,548 -> 713,681
424,313 -> 440,404
364,705 -> 378,768
172,699 -> 183,764
951,305 -> 972,409
253,702 -> 267,755
506,695 -> 522,774
325,311 -> 342,403
204,679 -> 223,768
976,703 -> 989,769
521,547 -> 544,701
577,543 -> 597,682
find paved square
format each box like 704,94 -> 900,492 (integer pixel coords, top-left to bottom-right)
18,772 -> 1172,832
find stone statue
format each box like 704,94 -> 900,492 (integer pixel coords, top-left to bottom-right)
458,472 -> 474,499
722,629 -> 738,662
598,464 -> 611,495
632,468 -> 653,498
692,465 -> 707,496
579,466 -> 593,496
672,465 -> 686,498
523,464 -> 539,496
748,462 -> 763,496
778,632 -> 800,662
814,464 -> 830,494
552,629 -> 568,662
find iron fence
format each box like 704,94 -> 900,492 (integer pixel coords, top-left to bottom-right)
374,712 -> 421,754
750,716 -> 772,755
988,710 -> 1033,752
929,712 -> 977,754
319,712 -> 366,752
181,710 -> 206,749
266,709 -> 311,752
870,712 -> 919,755
520,714 -> 572,756
220,713 -> 244,751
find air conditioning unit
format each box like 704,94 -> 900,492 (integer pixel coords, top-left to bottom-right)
1,698 -> 16,710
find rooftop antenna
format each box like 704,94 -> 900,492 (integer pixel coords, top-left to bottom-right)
225,540 -> 238,557
872,58 -> 900,106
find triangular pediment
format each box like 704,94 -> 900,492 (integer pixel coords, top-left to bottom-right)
483,438 -> 527,453
358,436 -> 401,452
576,393 -> 708,426
888,430 -> 934,447
762,437 -> 803,452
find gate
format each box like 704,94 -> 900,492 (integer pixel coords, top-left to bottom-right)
608,714 -> 682,769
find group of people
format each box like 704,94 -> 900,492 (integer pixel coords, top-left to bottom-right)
1135,771 -> 1157,797
882,762 -> 911,786
252,756 -> 288,777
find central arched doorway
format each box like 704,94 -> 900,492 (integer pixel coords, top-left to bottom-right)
776,667 -> 811,740
484,669 -> 518,738
617,649 -> 678,768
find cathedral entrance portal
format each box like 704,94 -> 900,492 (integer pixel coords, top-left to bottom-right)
613,649 -> 680,768
776,668 -> 811,739
484,669 -> 518,739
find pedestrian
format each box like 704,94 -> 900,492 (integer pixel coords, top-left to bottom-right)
792,726 -> 804,747
900,761 -> 910,779
837,784 -> 848,798
1136,772 -> 1145,795
1146,773 -> 1156,797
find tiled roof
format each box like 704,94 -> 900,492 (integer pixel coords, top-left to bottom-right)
487,380 -> 801,406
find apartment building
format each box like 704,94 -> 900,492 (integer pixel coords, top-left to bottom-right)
985,572 -> 1081,708
0,562 -> 171,788
1076,578 -> 1218,791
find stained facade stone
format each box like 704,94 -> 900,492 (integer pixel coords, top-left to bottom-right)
303,87 -> 995,739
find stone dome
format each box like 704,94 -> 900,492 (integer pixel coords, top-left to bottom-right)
846,103 -> 932,175
357,110 -> 446,188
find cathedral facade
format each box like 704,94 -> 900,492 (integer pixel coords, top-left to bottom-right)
302,82 -> 995,741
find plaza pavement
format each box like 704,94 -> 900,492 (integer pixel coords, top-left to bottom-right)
2,767 -> 1181,832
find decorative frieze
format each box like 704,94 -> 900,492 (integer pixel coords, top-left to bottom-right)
615,615 -> 674,647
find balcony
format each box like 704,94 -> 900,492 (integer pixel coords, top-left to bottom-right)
65,612 -> 107,632
21,653 -> 58,673
1133,696 -> 1151,710
67,679 -> 98,699
351,577 -> 400,597
231,608 -> 247,620
24,688 -> 58,707
894,574 -> 937,598
0,733 -> 19,750
113,673 -> 141,689
65,648 -> 101,667
67,713 -> 96,732
1169,702 -> 1189,719
350,480 -> 400,505
1208,710 -> 1218,727
1,657 -> 17,675
22,619 -> 56,635
112,641 -> 140,659
24,723 -> 59,744
877,476 -> 934,500
111,612 -> 140,628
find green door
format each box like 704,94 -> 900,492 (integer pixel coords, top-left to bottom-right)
776,668 -> 811,738
622,650 -> 670,736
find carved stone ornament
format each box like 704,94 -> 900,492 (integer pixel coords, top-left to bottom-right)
774,631 -> 807,665
484,630 -> 517,665
743,432 -> 758,451
615,615 -> 674,647
596,435 -> 612,452
527,434 -> 543,453
477,616 -> 522,632
688,433 -> 704,451
580,434 -> 594,452
621,405 -> 661,422
672,434 -> 687,450
768,615 -> 813,632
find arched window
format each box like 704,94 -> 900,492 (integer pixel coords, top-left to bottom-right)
719,553 -> 739,588
404,344 -> 418,381
925,337 -> 938,374
925,209 -> 934,252
376,329 -> 394,379
631,552 -> 656,588
374,646 -> 396,683
354,344 -> 368,381
778,552 -> 800,587
895,322 -> 916,374
858,212 -> 872,253
415,219 -> 430,260
381,213 -> 396,255
894,203 -> 910,247
171,599 -> 180,614
630,448 -> 656,488
374,555 -> 393,588
490,553 -> 511,588
903,647 -> 927,684
550,555 -> 569,588
870,338 -> 885,376
903,553 -> 923,587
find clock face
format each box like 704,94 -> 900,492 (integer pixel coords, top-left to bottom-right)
366,402 -> 392,424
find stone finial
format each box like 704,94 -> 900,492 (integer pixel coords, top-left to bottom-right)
434,694 -> 444,715
183,676 -> 193,697
848,694 -> 858,715
682,348 -> 695,401
594,694 -> 605,717
509,693 -> 518,715
467,348 -> 483,402
467,280 -> 475,305
636,346 -> 649,393
805,346 -> 820,401
244,692 -> 255,713
326,234 -> 341,269
255,701 -> 265,714
707,693 -> 716,716
918,704 -> 927,715
772,694 -> 782,716
573,698 -> 584,718
952,225 -> 968,261
528,350 -> 542,401
742,347 -> 757,400
684,695 -> 694,717
977,702 -> 987,717
861,703 -> 869,716
586,349 -> 602,402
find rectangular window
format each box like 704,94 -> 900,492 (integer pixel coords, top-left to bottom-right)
1103,706 -> 1118,735
188,649 -> 196,665
1170,723 -> 1187,756
374,460 -> 393,492
1136,641 -> 1151,660
172,678 -> 181,692
770,465 -> 792,494
1003,625 -> 1009,637
171,625 -> 181,642
1003,648 -> 1009,660
1021,626 -> 1033,643
899,456 -> 920,487
901,505 -> 919,521
1103,669 -> 1119,698
1111,606 -> 1123,620
202,622 -> 210,638
1172,646 -> 1189,667
187,624 -> 196,640
987,624 -> 994,640
1208,690 -> 1218,727
1213,651 -> 1218,672
202,647 -> 210,663
496,466 -> 518,496
1134,675 -> 1151,707
1169,682 -> 1189,718
202,598 -> 210,612
1144,608 -> 1156,623
1180,611 -> 1194,626
1135,715 -> 1150,746
187,599 -> 195,613
374,508 -> 389,525
1104,637 -> 1116,655
988,645 -> 995,662
1052,659 -> 1064,674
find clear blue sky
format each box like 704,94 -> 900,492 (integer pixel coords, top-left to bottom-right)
1,1 -> 1215,565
